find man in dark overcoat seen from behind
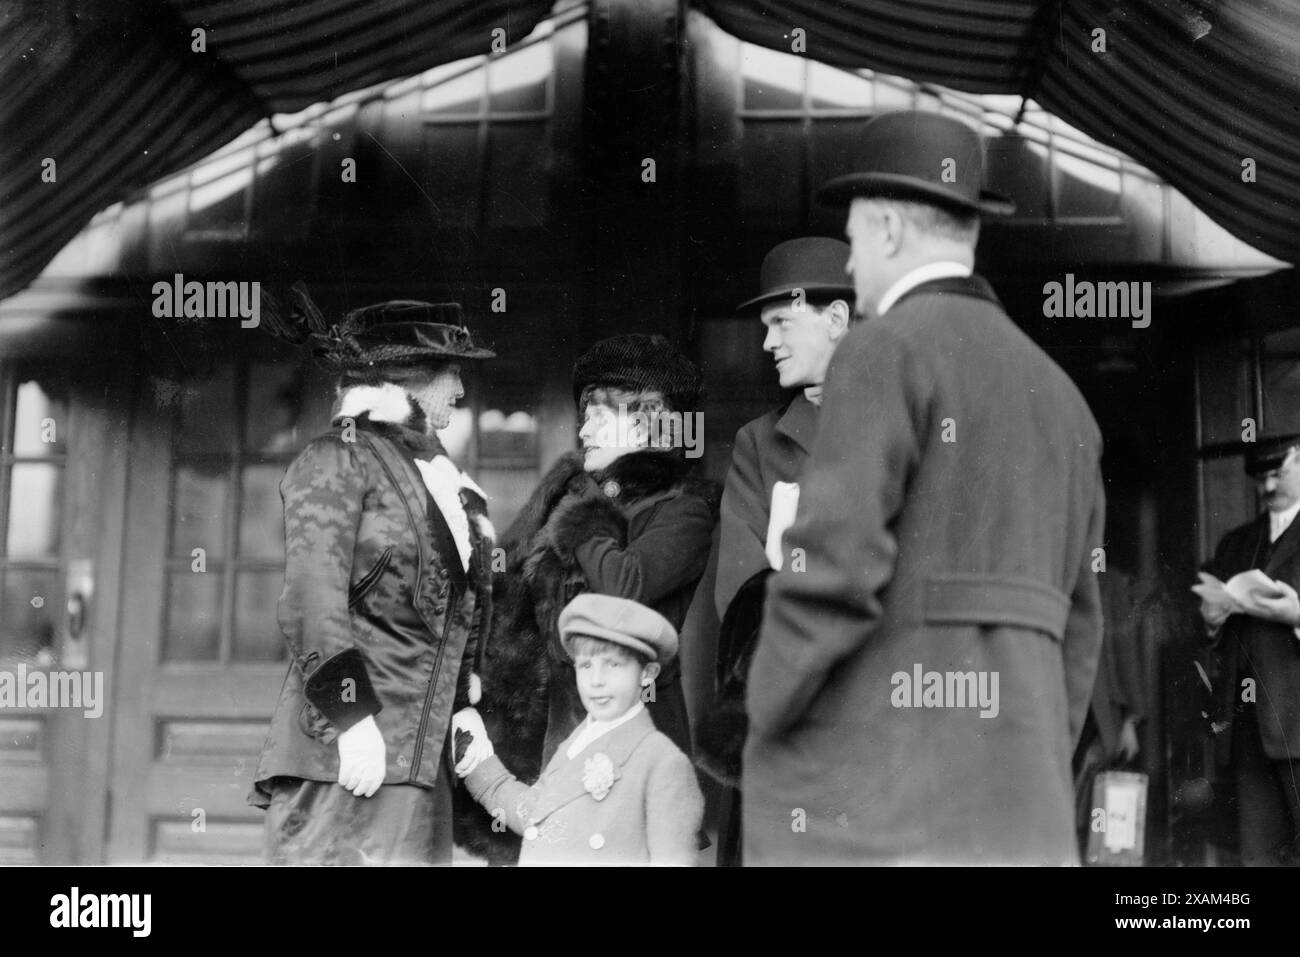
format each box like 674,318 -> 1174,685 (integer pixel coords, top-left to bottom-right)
744,111 -> 1107,865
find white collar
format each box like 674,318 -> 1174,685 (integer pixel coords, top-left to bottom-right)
876,261 -> 973,316
565,701 -> 645,760
336,382 -> 416,424
1270,501 -> 1300,542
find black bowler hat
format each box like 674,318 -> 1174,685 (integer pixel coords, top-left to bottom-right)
311,300 -> 495,370
736,237 -> 855,313
1245,433 -> 1300,476
817,111 -> 1015,216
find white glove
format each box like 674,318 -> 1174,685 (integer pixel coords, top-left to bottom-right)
337,715 -> 386,798
452,707 -> 495,778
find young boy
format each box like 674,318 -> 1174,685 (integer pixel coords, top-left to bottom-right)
456,593 -> 703,865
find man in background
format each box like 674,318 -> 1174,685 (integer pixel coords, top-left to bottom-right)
1199,434 -> 1300,865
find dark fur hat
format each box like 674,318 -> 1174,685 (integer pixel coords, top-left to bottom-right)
572,334 -> 702,413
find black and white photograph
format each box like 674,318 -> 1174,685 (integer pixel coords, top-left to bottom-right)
0,0 -> 1298,911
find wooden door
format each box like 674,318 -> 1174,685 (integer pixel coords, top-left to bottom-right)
105,354 -> 333,863
0,349 -> 132,864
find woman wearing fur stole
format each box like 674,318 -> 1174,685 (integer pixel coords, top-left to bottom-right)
248,288 -> 497,865
459,334 -> 719,864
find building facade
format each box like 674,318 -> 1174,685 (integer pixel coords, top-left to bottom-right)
0,2 -> 1289,863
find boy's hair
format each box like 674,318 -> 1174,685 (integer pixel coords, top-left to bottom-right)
568,633 -> 653,668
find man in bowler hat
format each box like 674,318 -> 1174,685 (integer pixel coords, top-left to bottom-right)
1198,434 -> 1300,864
744,111 -> 1106,864
694,237 -> 854,865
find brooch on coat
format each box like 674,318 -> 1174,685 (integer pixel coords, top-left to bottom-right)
582,753 -> 616,801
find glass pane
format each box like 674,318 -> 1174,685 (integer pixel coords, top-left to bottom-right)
13,375 -> 68,455
1055,140 -> 1122,219
0,569 -> 61,666
6,464 -> 62,558
1198,341 -> 1252,447
809,63 -> 873,111
986,135 -> 1050,220
245,363 -> 307,454
489,42 -> 551,113
1262,357 -> 1300,436
171,465 -> 227,558
421,69 -> 483,114
177,366 -> 237,455
251,135 -> 317,242
233,571 -> 286,662
486,122 -> 550,229
423,125 -> 481,230
239,465 -> 284,560
873,78 -> 915,112
480,405 -> 535,462
163,573 -> 222,661
1201,456 -> 1256,560
479,409 -> 538,463
740,43 -> 803,111
1262,329 -> 1300,435
187,146 -> 253,239
810,118 -> 871,210
739,120 -> 803,224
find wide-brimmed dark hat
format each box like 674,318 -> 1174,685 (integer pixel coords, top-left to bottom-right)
818,111 -> 1015,216
736,237 -> 854,313
1245,432 -> 1300,476
572,334 -> 702,412
310,300 -> 495,370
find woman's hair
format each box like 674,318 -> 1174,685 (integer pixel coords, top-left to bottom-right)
579,384 -> 684,452
337,359 -> 451,391
568,633 -> 652,668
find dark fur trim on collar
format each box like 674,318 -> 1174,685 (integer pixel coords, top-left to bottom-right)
591,449 -> 693,501
346,414 -> 446,456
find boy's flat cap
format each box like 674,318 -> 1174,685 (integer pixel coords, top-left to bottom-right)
559,593 -> 678,664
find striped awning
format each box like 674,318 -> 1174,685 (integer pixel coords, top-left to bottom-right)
701,0 -> 1300,266
3,1 -> 1297,301
0,0 -> 555,300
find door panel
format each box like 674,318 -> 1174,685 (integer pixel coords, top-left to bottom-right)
107,357 -> 332,862
0,356 -> 130,863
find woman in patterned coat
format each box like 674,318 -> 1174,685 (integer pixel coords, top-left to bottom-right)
249,291 -> 496,865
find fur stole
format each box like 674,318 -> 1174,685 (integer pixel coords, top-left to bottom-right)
453,449 -> 715,863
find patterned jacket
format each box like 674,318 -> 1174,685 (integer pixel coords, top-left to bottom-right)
250,385 -> 494,805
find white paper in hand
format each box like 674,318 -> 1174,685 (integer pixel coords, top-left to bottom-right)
765,482 -> 800,571
1223,568 -> 1287,607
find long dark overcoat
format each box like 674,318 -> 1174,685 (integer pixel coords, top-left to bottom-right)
744,275 -> 1106,865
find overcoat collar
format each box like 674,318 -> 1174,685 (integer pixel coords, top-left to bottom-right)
775,392 -> 818,455
529,708 -> 658,822
590,449 -> 692,503
891,273 -> 1003,313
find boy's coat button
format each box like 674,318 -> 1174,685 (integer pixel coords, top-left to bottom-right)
588,833 -> 605,850
524,826 -> 539,841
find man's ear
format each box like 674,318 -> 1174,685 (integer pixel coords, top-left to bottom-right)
825,299 -> 852,340
641,661 -> 662,686
880,204 -> 906,256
